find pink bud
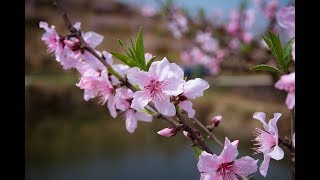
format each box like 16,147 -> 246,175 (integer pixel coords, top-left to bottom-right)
157,127 -> 178,137
211,115 -> 222,127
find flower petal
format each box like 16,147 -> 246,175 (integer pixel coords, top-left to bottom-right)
268,112 -> 282,136
153,98 -> 176,116
161,77 -> 185,96
149,57 -> 171,81
73,22 -> 81,30
130,91 -> 152,110
135,111 -> 153,122
200,172 -> 219,180
268,145 -> 284,160
232,156 -> 258,176
125,109 -> 138,133
253,112 -> 269,131
82,31 -> 104,48
178,101 -> 195,118
197,151 -> 220,173
102,51 -> 113,65
107,95 -> 117,118
82,51 -> 105,71
183,78 -> 209,99
259,154 -> 271,177
286,92 -> 295,109
219,137 -> 239,163
127,67 -> 150,88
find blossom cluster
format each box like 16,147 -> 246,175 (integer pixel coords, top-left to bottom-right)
40,21 -> 209,134
180,30 -> 228,76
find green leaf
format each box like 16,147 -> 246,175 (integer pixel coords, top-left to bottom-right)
135,27 -> 146,70
192,146 -> 203,159
146,56 -> 157,70
250,64 -> 282,73
267,31 -> 283,65
283,38 -> 294,59
117,39 -> 124,47
111,52 -> 135,67
261,34 -> 272,50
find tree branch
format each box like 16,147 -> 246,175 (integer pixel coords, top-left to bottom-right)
54,0 -> 214,155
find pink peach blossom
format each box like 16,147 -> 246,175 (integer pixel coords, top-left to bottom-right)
198,137 -> 258,179
253,112 -> 284,177
177,78 -> 209,118
276,6 -> 295,37
127,58 -> 185,116
39,21 -> 64,61
274,72 -> 295,109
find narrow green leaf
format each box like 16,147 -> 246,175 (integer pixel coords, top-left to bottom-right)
250,64 -> 282,73
267,31 -> 283,65
117,39 -> 132,58
261,34 -> 272,50
117,39 -> 124,47
135,27 -> 146,69
111,52 -> 135,67
130,37 -> 136,52
192,146 -> 203,159
127,46 -> 136,59
146,56 -> 157,70
283,38 -> 295,59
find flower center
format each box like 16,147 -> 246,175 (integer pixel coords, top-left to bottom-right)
216,161 -> 234,174
144,79 -> 164,97
253,128 -> 276,153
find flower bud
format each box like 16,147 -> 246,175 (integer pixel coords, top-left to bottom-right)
157,127 -> 178,137
211,115 -> 222,127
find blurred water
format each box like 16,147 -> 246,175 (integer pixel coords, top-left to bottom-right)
26,143 -> 291,180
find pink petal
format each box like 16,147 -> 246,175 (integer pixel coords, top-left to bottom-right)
276,6 -> 295,29
107,95 -> 117,118
149,57 -> 171,81
197,151 -> 220,173
232,156 -> 258,176
259,154 -> 271,177
178,101 -> 195,118
39,21 -> 50,31
219,137 -> 239,163
102,51 -> 113,65
135,111 -> 153,122
73,22 -> 81,30
253,112 -> 269,131
127,67 -> 150,88
153,98 -> 176,116
145,53 -> 153,63
83,89 -> 97,101
130,91 -> 152,110
183,78 -> 209,99
168,62 -> 185,80
82,51 -> 105,71
200,172 -> 219,180
286,92 -> 295,109
268,112 -> 282,136
268,145 -> 284,160
82,31 -> 104,48
125,109 -> 138,133
161,77 -> 185,96
157,127 -> 177,137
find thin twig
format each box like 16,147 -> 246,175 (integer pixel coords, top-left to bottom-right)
191,116 -> 223,147
176,112 -> 213,154
54,0 -> 214,154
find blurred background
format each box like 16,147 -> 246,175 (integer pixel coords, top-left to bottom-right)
25,0 -> 293,179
